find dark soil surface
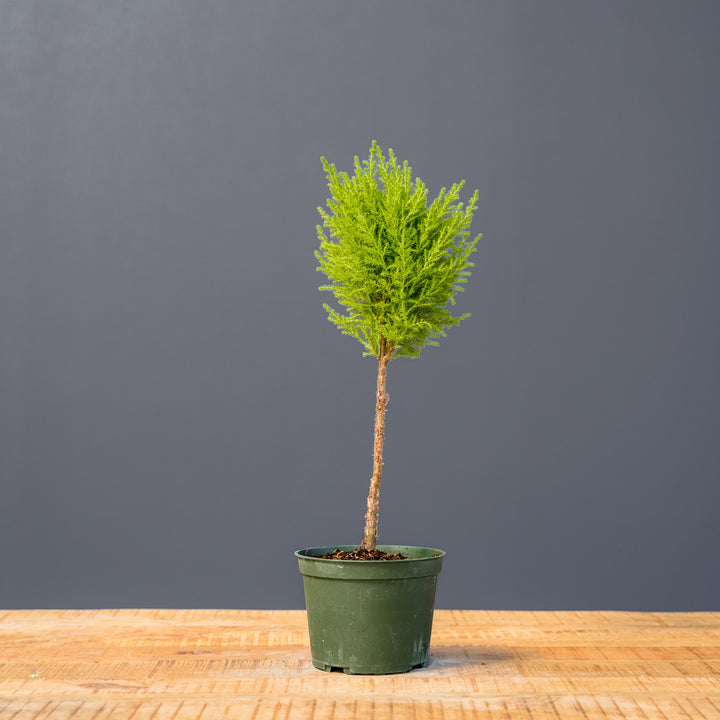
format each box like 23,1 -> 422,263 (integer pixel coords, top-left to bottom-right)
319,547 -> 408,561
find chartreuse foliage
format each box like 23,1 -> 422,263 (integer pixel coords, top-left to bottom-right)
316,141 -> 480,359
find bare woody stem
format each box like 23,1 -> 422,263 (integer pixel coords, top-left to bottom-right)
361,335 -> 394,551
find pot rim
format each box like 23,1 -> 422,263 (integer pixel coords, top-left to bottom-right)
295,544 -> 446,562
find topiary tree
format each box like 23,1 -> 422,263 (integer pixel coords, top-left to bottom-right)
316,140 -> 481,553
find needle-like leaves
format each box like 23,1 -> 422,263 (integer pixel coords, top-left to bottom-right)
316,141 -> 480,359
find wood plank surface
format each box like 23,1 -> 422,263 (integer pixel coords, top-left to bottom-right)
1,610 -> 718,719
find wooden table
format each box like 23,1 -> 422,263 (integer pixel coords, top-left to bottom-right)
1,610 -> 718,719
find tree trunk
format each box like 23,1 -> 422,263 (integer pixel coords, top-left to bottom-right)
361,336 -> 392,551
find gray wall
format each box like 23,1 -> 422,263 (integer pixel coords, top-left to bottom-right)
1,1 -> 718,610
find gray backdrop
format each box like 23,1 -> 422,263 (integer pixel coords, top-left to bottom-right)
1,1 -> 718,610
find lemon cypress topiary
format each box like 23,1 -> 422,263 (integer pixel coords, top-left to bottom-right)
316,141 -> 481,552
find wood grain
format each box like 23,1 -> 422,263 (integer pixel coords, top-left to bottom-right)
1,610 -> 718,719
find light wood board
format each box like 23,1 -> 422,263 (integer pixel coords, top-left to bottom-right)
1,609 -> 718,718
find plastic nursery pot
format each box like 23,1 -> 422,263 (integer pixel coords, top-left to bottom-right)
295,545 -> 445,675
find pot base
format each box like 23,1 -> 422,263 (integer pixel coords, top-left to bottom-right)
313,659 -> 428,675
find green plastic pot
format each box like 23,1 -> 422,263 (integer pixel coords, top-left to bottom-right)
295,545 -> 445,675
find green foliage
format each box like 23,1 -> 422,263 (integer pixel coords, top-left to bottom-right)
316,141 -> 480,359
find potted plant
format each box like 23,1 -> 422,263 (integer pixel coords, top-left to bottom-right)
296,140 -> 481,675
